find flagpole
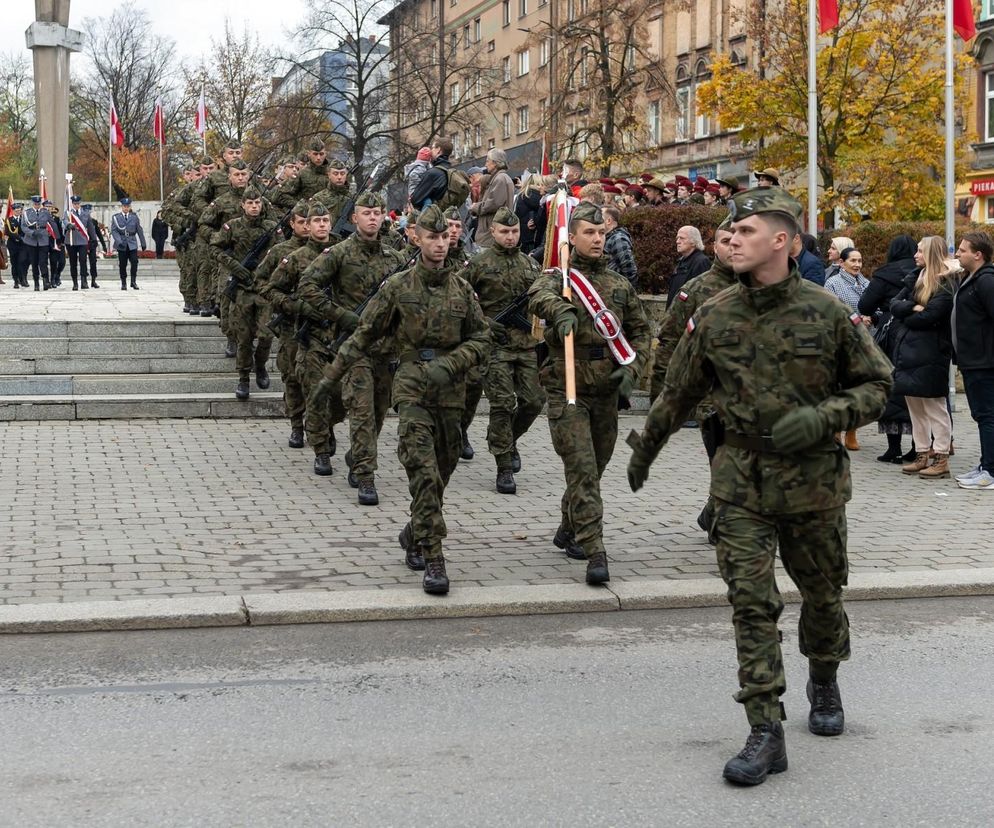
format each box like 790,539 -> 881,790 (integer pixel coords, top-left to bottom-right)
201,84 -> 207,155
108,92 -> 113,203
807,0 -> 818,235
944,0 -> 955,253
158,133 -> 164,203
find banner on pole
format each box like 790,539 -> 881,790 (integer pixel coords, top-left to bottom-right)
153,99 -> 166,145
818,0 -> 839,33
110,100 -> 125,148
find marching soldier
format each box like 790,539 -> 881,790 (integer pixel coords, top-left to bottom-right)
320,205 -> 490,594
297,192 -> 409,503
626,188 -> 892,786
20,195 -> 52,291
64,194 -> 90,291
110,197 -> 147,289
162,167 -> 202,312
209,187 -> 279,400
460,207 -> 545,494
309,158 -> 352,232
274,139 -> 331,209
528,202 -> 650,585
4,203 -> 27,288
257,201 -> 315,449
443,208 -> 479,460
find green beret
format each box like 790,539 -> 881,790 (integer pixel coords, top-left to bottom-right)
493,206 -> 518,227
416,204 -> 447,233
307,203 -> 329,218
727,187 -> 803,224
292,200 -> 310,218
229,160 -> 248,171
571,203 -> 603,225
307,138 -> 326,152
241,187 -> 263,201
442,207 -> 461,222
355,191 -> 385,209
329,158 -> 348,171
225,139 -> 242,150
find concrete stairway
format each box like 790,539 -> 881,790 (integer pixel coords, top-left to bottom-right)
0,319 -> 286,420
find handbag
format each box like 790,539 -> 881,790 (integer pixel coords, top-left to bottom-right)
872,315 -> 893,353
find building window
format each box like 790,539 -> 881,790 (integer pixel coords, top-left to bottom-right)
567,0 -> 576,21
517,105 -> 530,133
502,0 -> 510,26
451,82 -> 460,106
579,47 -> 589,86
474,17 -> 481,41
475,73 -> 483,97
449,32 -> 457,54
488,137 -> 496,149
464,25 -> 471,48
676,86 -> 690,141
430,0 -> 437,17
488,39 -> 495,52
625,43 -> 635,71
696,100 -> 711,139
986,72 -> 994,142
539,38 -> 550,66
503,56 -> 512,83
519,0 -> 528,17
517,49 -> 530,76
475,124 -> 482,147
648,100 -> 661,145
985,0 -> 994,20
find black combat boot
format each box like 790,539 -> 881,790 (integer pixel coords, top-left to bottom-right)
182,304 -> 191,313
313,453 -> 333,476
43,277 -> 51,290
357,478 -> 379,506
288,427 -> 305,449
224,338 -> 236,358
255,363 -> 270,389
511,444 -> 521,473
130,280 -> 139,290
399,523 -> 425,571
722,723 -> 788,786
72,276 -> 79,290
212,304 -> 221,318
121,278 -> 127,290
585,551 -> 610,585
34,279 -> 41,291
553,525 -> 586,560
696,499 -> 717,546
200,306 -> 213,317
80,278 -> 88,290
422,552 -> 450,596
460,427 -> 474,460
90,277 -> 99,288
496,469 -> 517,495
807,679 -> 845,736
235,378 -> 250,400
345,450 -> 358,487
328,429 -> 336,457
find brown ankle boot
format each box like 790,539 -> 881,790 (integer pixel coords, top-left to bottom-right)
919,453 -> 950,479
902,451 -> 932,475
844,430 -> 860,451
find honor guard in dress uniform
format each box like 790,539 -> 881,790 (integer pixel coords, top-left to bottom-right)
83,205 -> 107,286
111,197 -> 147,289
20,195 -> 52,290
4,203 -> 27,288
64,194 -> 91,291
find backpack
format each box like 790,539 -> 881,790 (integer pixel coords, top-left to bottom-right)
436,168 -> 470,210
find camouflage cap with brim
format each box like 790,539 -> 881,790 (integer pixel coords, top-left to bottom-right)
493,206 -> 518,226
308,138 -> 326,152
355,191 -> 385,209
292,200 -> 311,218
307,203 -> 330,218
443,206 -> 461,222
329,159 -> 348,170
416,204 -> 447,233
571,202 -> 604,225
224,139 -> 242,150
199,156 -> 214,166
229,160 -> 248,171
727,187 -> 803,224
241,187 -> 263,201
717,214 -> 734,232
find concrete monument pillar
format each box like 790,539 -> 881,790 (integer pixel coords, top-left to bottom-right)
26,0 -> 84,200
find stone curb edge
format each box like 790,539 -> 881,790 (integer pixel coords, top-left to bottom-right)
1,568 -> 993,634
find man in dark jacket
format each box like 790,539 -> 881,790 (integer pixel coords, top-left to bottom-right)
796,234 -> 826,286
603,206 -> 637,288
410,137 -> 454,209
667,225 -> 710,307
953,232 -> 994,489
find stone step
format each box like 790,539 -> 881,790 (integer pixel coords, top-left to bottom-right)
0,373 -> 284,396
0,319 -> 222,338
0,353 -> 278,376
0,336 -> 230,356
0,393 -> 286,421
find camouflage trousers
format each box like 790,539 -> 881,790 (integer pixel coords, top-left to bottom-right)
229,290 -> 272,380
713,501 -> 851,726
276,328 -> 304,430
342,357 -> 392,481
396,402 -> 463,560
219,290 -> 233,338
546,390 -> 619,558
461,365 -> 484,432
297,345 -> 346,455
193,241 -> 215,310
177,246 -> 197,306
483,348 -> 545,470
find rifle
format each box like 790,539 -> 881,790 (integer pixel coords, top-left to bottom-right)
223,203 -> 297,301
491,289 -> 533,334
330,162 -> 389,240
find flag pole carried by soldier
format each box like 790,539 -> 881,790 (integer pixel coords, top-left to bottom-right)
528,201 -> 650,586
626,187 -> 893,787
319,205 -> 490,595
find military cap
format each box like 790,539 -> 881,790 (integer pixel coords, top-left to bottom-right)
493,206 -> 518,226
706,183 -> 721,195
229,160 -> 248,171
442,206 -> 461,221
408,209 -> 420,225
297,151 -> 309,163
694,176 -> 709,191
119,197 -> 131,205
241,187 -> 263,200
689,193 -> 706,205
328,158 -> 348,171
291,200 -> 311,218
644,177 -> 667,192
355,191 -> 385,209
640,173 -> 654,183
615,178 -> 631,187
307,203 -> 329,218
416,204 -> 447,232
82,204 -> 93,210
199,156 -> 214,166
717,214 -> 733,232
727,186 -> 803,224
307,138 -> 326,152
70,194 -> 81,203
225,139 -> 242,150
598,177 -> 615,186
12,202 -> 23,209
715,175 -> 738,190
626,185 -> 645,198
603,184 -> 621,195
571,202 -> 603,225
754,167 -> 781,186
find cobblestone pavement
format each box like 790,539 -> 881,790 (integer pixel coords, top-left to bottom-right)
1,415 -> 990,605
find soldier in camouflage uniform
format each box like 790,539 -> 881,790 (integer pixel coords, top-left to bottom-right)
627,188 -> 893,786
321,205 -> 490,594
651,218 -> 736,542
187,157 -> 219,317
161,167 -> 202,313
273,139 -> 331,209
309,158 -> 352,233
460,207 -> 544,494
297,192 -> 410,499
257,201 -> 313,448
210,188 -> 279,399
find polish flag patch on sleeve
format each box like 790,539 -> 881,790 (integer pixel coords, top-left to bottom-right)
849,312 -> 863,326
686,316 -> 697,334
678,291 -> 690,302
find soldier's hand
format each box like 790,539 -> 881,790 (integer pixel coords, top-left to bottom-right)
609,367 -> 635,400
232,263 -> 252,281
338,310 -> 360,333
553,307 -> 578,340
425,359 -> 452,389
627,448 -> 652,492
771,406 -> 829,453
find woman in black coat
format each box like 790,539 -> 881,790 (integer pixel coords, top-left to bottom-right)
514,178 -> 543,252
859,234 -> 918,462
151,212 -> 169,259
888,235 -> 955,479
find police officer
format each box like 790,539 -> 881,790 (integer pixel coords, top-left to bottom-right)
4,203 -> 27,288
45,201 -> 65,287
111,197 -> 147,289
20,195 -> 52,290
64,194 -> 90,291
627,188 -> 892,786
83,205 -> 107,287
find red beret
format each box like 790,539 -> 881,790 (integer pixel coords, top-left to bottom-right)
615,179 -> 630,187
603,184 -> 621,194
598,177 -> 614,185
640,173 -> 654,183
626,185 -> 645,197
706,183 -> 721,195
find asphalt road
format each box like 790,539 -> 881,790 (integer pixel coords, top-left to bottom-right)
1,598 -> 993,826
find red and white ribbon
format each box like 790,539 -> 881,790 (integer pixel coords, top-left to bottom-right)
567,268 -> 636,366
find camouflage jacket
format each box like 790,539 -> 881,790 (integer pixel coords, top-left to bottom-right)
309,184 -> 351,230
273,160 -> 330,209
198,189 -> 280,244
261,238 -> 328,320
296,234 -> 409,351
460,243 -> 540,354
209,214 -> 279,290
161,182 -> 196,232
329,258 -> 491,410
528,250 -> 650,396
192,166 -> 231,216
639,268 -> 893,515
650,258 -> 737,403
256,234 -> 309,304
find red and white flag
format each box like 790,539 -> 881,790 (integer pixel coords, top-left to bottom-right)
38,169 -> 48,201
818,0 -> 839,34
194,88 -> 207,136
2,185 -> 13,224
153,98 -> 166,145
954,0 -> 976,40
109,99 -> 124,148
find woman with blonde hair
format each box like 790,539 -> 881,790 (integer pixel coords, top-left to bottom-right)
824,235 -> 855,282
890,235 -> 956,479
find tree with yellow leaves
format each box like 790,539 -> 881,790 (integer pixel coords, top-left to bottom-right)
697,0 -> 971,224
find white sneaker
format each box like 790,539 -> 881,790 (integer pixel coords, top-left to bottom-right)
955,465 -> 984,483
958,470 -> 994,490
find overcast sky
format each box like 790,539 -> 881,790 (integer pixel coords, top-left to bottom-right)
2,0 -> 306,62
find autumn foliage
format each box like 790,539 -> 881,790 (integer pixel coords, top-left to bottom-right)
72,131 -> 166,202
